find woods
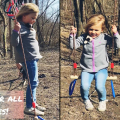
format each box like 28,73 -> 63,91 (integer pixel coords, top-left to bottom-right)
60,0 -> 120,65
61,0 -> 119,36
0,0 -> 59,58
60,1 -> 120,120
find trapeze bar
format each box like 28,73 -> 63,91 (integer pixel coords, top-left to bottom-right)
107,76 -> 117,80
70,75 -> 79,79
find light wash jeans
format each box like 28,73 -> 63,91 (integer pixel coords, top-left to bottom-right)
22,59 -> 39,108
80,68 -> 108,101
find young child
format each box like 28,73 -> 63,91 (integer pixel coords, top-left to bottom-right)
11,3 -> 46,115
69,14 -> 120,111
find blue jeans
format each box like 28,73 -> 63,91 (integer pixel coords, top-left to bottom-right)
80,68 -> 108,101
22,59 -> 39,108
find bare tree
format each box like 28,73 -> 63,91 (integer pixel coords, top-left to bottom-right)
34,0 -> 59,47
0,0 -> 7,57
0,0 -> 59,58
72,0 -> 83,36
29,0 -> 32,3
9,18 -> 13,58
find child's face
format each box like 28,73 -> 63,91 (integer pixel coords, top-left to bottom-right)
88,23 -> 103,39
22,13 -> 38,25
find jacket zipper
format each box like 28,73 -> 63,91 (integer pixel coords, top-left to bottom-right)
92,39 -> 95,72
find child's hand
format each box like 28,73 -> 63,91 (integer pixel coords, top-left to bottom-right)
14,20 -> 21,32
111,25 -> 117,34
16,63 -> 23,77
16,63 -> 22,70
70,26 -> 77,34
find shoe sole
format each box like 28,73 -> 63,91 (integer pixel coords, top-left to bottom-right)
98,108 -> 106,112
36,107 -> 46,111
86,108 -> 94,111
24,111 -> 44,116
86,106 -> 94,111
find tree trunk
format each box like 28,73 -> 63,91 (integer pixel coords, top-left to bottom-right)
48,14 -> 59,46
35,0 -> 38,5
73,0 -> 83,36
0,3 -> 7,57
9,18 -> 13,58
35,0 -> 44,47
24,0 -> 27,3
3,21 -> 7,57
29,0 -> 32,3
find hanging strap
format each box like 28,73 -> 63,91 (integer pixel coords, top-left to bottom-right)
69,79 -> 77,96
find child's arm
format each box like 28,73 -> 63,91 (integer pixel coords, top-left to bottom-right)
112,25 -> 120,48
11,20 -> 21,47
69,26 -> 85,49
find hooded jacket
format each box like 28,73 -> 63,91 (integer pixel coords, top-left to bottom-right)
69,33 -> 120,72
11,22 -> 42,63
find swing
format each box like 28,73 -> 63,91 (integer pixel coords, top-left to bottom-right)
107,63 -> 117,80
70,51 -> 79,79
107,0 -> 118,81
69,0 -> 118,98
68,0 -> 79,80
69,1 -> 79,95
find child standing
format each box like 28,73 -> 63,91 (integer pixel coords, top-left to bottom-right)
69,14 -> 120,111
11,3 -> 46,115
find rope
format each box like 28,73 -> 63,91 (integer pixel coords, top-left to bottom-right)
68,0 -> 78,96
70,0 -> 77,76
11,0 -> 36,117
110,0 -> 117,76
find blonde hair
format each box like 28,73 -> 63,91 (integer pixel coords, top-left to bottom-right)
16,3 -> 39,20
85,14 -> 106,33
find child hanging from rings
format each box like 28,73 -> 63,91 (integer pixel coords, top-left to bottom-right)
11,3 -> 46,116
69,14 -> 120,111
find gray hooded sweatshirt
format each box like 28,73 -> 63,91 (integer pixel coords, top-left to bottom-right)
69,33 -> 120,72
11,22 -> 42,63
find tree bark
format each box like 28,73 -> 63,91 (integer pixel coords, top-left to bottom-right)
9,18 -> 13,58
29,0 -> 32,3
35,0 -> 38,6
0,3 -> 7,57
24,0 -> 27,3
73,0 -> 83,36
35,0 -> 44,47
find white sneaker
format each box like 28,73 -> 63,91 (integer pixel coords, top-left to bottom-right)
98,100 -> 107,111
24,107 -> 44,116
36,103 -> 46,111
84,99 -> 94,110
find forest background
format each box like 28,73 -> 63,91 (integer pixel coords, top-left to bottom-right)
60,0 -> 120,120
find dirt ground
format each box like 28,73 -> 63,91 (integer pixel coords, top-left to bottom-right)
0,49 -> 59,120
60,50 -> 120,120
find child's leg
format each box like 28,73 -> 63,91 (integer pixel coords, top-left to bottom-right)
94,68 -> 108,101
80,71 -> 94,100
26,85 -> 37,108
22,59 -> 39,108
